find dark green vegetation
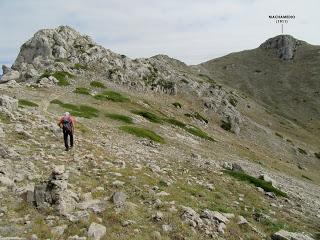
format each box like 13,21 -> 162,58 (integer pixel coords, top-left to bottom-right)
40,71 -> 74,86
302,175 -> 313,181
131,111 -> 163,123
275,132 -> 284,138
50,99 -> 99,118
185,112 -> 208,123
220,120 -> 232,132
119,126 -> 165,143
72,63 -> 87,70
0,112 -> 11,124
298,148 -> 307,155
90,81 -> 106,88
105,113 -> 133,124
131,111 -> 215,141
73,87 -> 91,95
18,99 -> 38,107
224,170 -> 287,197
172,102 -> 182,108
94,90 -> 129,102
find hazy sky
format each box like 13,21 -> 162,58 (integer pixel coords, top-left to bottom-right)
1,0 -> 319,73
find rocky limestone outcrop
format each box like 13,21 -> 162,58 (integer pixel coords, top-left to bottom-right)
32,165 -> 78,216
260,35 -> 301,60
272,230 -> 315,240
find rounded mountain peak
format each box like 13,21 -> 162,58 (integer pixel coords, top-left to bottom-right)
259,35 -> 303,60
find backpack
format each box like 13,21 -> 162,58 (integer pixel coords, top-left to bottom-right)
62,116 -> 73,132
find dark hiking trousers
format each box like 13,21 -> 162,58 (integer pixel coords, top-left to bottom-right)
63,128 -> 73,150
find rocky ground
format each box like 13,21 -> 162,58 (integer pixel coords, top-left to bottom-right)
0,26 -> 319,240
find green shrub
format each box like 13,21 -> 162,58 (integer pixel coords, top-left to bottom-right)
185,125 -> 215,141
298,148 -> 307,155
185,112 -> 208,123
220,120 -> 232,131
53,71 -> 74,86
94,90 -> 129,102
172,102 -> 182,108
275,132 -> 283,138
18,99 -> 38,107
164,118 -> 186,128
106,113 -> 133,124
74,87 -> 90,95
0,112 -> 11,123
50,99 -> 99,118
224,170 -> 287,197
131,110 -> 163,123
40,71 -> 74,86
73,63 -> 87,70
90,81 -> 106,88
119,126 -> 165,143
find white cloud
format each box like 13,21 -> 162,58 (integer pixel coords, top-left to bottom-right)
1,0 -> 319,74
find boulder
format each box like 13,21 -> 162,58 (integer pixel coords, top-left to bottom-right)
2,65 -> 11,75
0,95 -> 18,112
112,191 -> 127,208
1,70 -> 20,81
87,222 -> 106,240
272,230 -> 314,240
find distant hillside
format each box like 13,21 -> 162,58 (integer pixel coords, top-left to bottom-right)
197,35 -> 320,132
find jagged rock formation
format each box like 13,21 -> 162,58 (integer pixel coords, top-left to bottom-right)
259,35 -> 302,60
33,165 -> 78,216
2,25 -> 243,133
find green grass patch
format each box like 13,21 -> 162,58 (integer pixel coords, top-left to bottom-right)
185,112 -> 208,123
50,99 -> 99,118
119,126 -> 165,143
185,125 -> 215,141
223,170 -> 287,197
73,87 -> 91,95
106,113 -> 133,124
131,110 -> 163,123
164,118 -> 186,128
94,90 -> 129,102
90,81 -> 106,88
172,102 -> 182,108
18,99 -> 38,107
0,112 -> 10,123
40,71 -> 74,86
73,63 -> 87,70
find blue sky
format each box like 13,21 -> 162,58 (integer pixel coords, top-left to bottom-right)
1,0 -> 319,73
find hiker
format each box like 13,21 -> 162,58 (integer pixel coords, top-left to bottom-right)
58,112 -> 75,151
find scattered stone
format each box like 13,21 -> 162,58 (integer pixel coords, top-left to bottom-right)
122,220 -> 136,227
152,211 -> 164,222
271,230 -> 314,240
87,222 -> 106,240
112,191 -> 127,208
162,224 -> 172,232
112,180 -> 125,187
232,163 -> 244,172
237,215 -> 248,225
259,174 -> 275,186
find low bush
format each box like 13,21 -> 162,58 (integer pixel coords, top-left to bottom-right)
50,99 -> 99,118
132,111 -> 163,123
119,126 -> 165,143
40,71 -> 74,86
18,99 -> 38,107
73,63 -> 87,70
94,90 -> 129,102
73,87 -> 90,95
185,125 -> 215,141
224,170 -> 287,197
90,81 -> 106,88
185,112 -> 208,123
106,113 -> 133,124
172,102 -> 182,108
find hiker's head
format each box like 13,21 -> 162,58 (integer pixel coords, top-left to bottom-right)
64,112 -> 70,117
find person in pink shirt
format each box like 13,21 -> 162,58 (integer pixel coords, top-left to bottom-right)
58,112 -> 75,151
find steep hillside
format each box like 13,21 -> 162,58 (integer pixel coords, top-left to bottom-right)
198,35 -> 320,133
0,27 -> 319,239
